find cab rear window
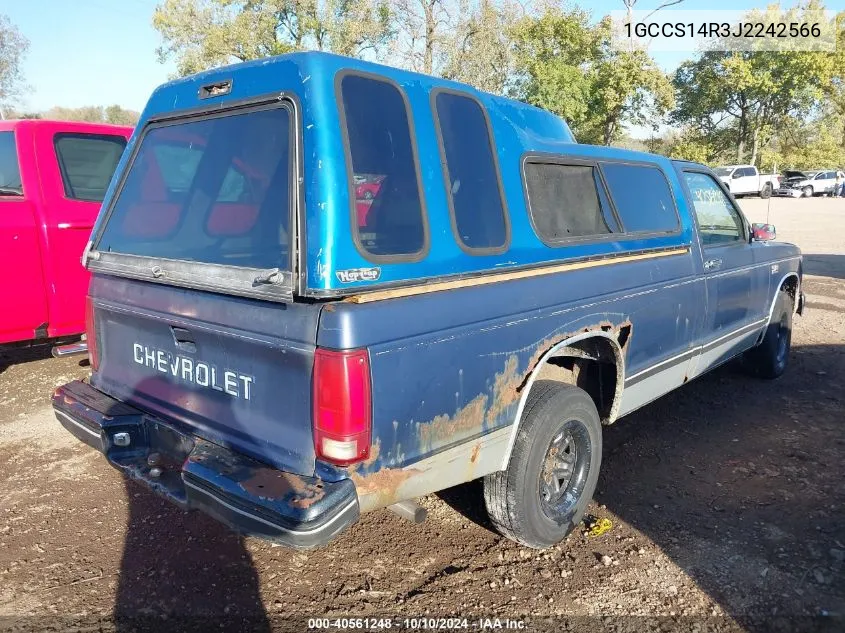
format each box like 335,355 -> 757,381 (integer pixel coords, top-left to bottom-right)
600,163 -> 679,234
95,105 -> 292,271
339,73 -> 427,260
54,133 -> 127,202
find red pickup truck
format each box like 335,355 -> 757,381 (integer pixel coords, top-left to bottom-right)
0,119 -> 132,346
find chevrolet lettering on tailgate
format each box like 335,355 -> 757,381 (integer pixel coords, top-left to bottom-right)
132,343 -> 255,401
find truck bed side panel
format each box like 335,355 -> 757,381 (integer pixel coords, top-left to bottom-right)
318,250 -> 702,493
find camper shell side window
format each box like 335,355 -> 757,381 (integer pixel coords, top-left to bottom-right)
522,156 -> 621,246
431,88 -> 510,255
336,71 -> 429,263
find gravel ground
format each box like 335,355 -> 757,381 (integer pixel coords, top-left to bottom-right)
0,196 -> 843,633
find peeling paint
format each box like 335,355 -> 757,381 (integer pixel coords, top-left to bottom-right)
349,466 -> 421,510
362,438 -> 381,467
190,440 -> 326,510
239,468 -> 325,509
347,320 -> 634,514
486,355 -> 520,425
417,394 -> 488,448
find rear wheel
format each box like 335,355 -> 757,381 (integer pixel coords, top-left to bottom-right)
744,290 -> 793,379
483,381 -> 602,549
760,183 -> 772,199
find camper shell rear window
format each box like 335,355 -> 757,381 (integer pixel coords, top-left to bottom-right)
95,103 -> 293,272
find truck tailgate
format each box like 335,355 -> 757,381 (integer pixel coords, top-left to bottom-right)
89,276 -> 319,476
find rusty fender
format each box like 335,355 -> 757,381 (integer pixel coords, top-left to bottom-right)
347,321 -> 630,513
497,326 -> 628,470
349,427 -> 512,513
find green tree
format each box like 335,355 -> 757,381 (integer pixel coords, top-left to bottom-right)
153,0 -> 392,76
671,3 -> 831,165
667,129 -> 716,164
104,104 -> 141,125
0,14 -> 30,117
439,0 -> 519,94
510,8 -> 673,145
821,10 -> 845,148
761,111 -> 845,171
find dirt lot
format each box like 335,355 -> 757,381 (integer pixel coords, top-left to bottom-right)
1,197 -> 843,633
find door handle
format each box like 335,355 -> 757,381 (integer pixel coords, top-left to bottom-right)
703,258 -> 723,271
170,326 -> 197,353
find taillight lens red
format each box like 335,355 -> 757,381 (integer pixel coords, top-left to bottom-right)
312,348 -> 372,466
85,295 -> 99,372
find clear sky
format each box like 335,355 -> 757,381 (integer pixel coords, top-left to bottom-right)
5,0 -> 845,115
6,0 -> 175,113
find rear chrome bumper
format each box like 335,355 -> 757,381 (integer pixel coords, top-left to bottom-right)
52,380 -> 359,549
51,341 -> 88,357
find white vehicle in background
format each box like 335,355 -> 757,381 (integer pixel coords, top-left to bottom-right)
775,170 -> 844,198
714,165 -> 780,198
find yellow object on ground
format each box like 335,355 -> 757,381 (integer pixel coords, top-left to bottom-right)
586,517 -> 613,537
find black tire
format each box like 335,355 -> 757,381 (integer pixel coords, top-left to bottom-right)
483,381 -> 602,549
802,185 -> 813,198
744,290 -> 793,379
760,183 -> 772,199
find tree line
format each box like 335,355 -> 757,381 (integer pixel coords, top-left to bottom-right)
2,2 -> 844,170
6,105 -> 140,125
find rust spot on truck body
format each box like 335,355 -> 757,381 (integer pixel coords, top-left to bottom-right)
418,394 -> 488,447
240,468 -> 325,509
190,440 -> 326,510
347,319 -> 634,513
486,355 -> 520,425
470,443 -> 480,463
349,465 -> 422,511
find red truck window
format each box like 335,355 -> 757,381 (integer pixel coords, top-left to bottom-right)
54,133 -> 127,202
0,132 -> 23,197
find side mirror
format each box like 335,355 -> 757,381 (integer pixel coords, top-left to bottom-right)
751,223 -> 776,242
732,172 -> 741,179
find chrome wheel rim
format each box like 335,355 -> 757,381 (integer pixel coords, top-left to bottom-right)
539,420 -> 591,520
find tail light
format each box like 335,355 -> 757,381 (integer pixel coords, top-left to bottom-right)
85,295 -> 99,372
313,348 -> 372,466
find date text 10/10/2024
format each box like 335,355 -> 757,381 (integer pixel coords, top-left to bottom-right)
308,618 -> 527,630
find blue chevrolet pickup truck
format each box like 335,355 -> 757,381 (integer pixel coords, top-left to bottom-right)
52,52 -> 804,549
